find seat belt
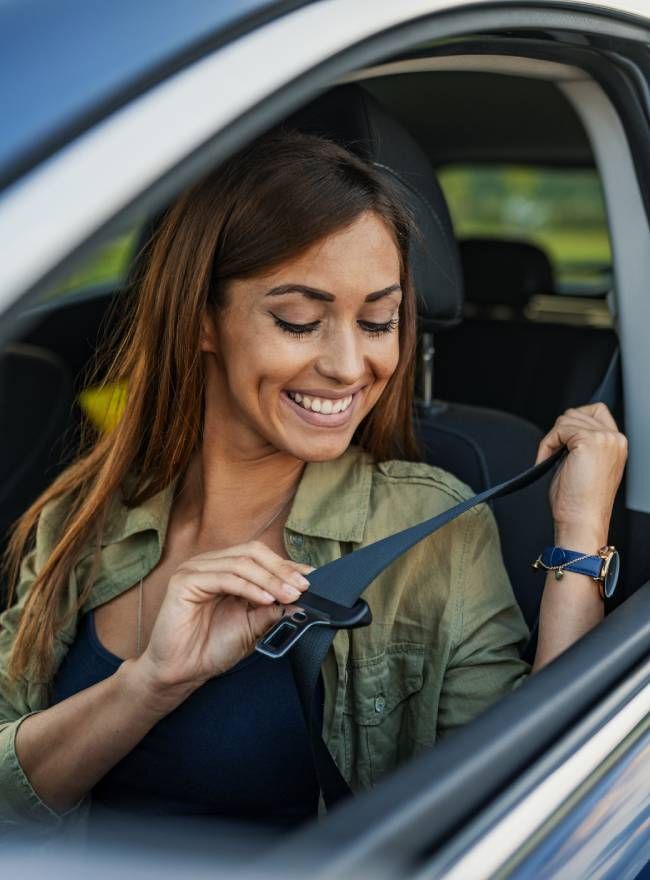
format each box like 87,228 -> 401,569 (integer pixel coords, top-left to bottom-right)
257,349 -> 621,807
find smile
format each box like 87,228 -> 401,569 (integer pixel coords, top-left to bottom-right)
281,389 -> 360,428
287,391 -> 353,415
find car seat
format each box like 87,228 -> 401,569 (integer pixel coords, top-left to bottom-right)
435,237 -> 618,430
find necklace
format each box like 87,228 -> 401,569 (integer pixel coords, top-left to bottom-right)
135,488 -> 297,655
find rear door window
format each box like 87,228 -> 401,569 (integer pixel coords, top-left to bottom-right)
438,164 -> 612,302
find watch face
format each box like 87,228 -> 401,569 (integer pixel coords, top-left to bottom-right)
604,550 -> 620,598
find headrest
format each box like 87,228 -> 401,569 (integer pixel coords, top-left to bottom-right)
284,84 -> 463,329
460,238 -> 555,308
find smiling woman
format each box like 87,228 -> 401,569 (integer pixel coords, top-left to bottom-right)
210,211 -> 405,462
0,131 -> 626,829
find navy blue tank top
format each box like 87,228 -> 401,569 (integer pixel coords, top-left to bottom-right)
51,612 -> 322,827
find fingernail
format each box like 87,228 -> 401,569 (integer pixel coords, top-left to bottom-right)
284,584 -> 301,600
291,572 -> 310,589
261,590 -> 275,603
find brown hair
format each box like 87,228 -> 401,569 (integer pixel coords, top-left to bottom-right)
3,131 -> 418,681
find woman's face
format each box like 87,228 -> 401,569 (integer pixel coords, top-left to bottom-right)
201,210 -> 402,462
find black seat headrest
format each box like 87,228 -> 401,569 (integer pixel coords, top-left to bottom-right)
284,84 -> 463,330
460,238 -> 555,309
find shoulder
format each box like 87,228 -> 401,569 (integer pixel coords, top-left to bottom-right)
373,458 -> 475,504
363,455 -> 485,544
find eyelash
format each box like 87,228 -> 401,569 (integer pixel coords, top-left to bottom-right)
271,315 -> 399,338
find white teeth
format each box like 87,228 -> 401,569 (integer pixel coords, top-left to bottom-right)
288,392 -> 354,414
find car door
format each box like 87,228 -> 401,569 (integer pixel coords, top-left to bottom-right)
0,0 -> 648,876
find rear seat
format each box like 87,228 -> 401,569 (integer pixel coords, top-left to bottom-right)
435,238 -> 618,431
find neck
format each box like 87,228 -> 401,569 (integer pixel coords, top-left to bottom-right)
175,437 -> 305,549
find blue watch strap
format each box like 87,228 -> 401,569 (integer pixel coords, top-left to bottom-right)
538,546 -> 603,579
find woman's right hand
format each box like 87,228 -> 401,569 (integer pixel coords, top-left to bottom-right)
130,541 -> 313,702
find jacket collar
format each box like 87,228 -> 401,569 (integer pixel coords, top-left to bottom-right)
103,446 -> 373,550
285,446 -> 373,543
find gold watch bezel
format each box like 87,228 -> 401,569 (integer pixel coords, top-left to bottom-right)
596,545 -> 617,599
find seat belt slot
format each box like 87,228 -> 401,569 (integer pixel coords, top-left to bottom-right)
256,595 -> 372,659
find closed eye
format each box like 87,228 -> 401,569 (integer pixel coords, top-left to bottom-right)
272,313 -> 399,338
272,315 -> 320,337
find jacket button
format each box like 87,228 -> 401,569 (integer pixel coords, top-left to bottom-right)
374,695 -> 386,714
289,534 -> 304,547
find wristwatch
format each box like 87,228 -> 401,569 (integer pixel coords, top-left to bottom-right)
532,545 -> 620,599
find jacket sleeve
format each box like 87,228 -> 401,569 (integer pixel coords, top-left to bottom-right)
0,548 -> 70,826
437,502 -> 531,737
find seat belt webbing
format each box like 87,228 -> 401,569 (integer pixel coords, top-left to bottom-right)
290,349 -> 621,808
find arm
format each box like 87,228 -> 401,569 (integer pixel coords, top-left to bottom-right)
2,541 -> 311,822
0,555 -> 142,822
13,660 -> 194,814
532,403 -> 627,671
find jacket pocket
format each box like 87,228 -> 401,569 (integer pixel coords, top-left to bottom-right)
342,644 -> 425,790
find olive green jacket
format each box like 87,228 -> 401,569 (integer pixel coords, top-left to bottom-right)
0,446 -> 529,827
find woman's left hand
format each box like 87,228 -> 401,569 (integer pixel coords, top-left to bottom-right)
535,403 -> 628,548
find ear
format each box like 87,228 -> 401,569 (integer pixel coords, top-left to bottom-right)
199,307 -> 219,354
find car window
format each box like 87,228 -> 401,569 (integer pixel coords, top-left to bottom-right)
35,229 -> 140,428
438,164 -> 613,305
39,229 -> 139,303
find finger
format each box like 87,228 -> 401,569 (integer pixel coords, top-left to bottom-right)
223,556 -> 307,604
246,603 -> 285,642
181,553 -> 310,602
180,556 -> 307,603
187,541 -> 311,589
535,419 -> 591,464
536,420 -> 626,466
565,403 -> 618,431
170,569 -> 277,606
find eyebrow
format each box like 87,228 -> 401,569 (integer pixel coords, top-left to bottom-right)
263,283 -> 402,303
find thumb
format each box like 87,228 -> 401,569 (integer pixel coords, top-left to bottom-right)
247,603 -> 285,641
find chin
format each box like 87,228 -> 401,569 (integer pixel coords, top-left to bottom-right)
284,436 -> 354,463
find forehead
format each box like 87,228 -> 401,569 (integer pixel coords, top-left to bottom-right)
258,211 -> 401,294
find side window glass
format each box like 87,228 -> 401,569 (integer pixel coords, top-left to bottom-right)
438,165 -> 613,326
40,229 -> 139,304
39,230 -> 139,431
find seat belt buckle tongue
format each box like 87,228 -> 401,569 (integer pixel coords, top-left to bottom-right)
255,593 -> 372,659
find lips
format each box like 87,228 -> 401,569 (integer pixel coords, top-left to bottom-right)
282,389 -> 359,428
287,391 -> 353,415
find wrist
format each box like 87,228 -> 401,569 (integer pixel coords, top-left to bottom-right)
553,525 -> 609,552
117,655 -> 200,718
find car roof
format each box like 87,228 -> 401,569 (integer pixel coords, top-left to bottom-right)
0,0 -> 306,190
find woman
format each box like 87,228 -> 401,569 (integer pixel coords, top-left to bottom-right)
0,133 -> 627,828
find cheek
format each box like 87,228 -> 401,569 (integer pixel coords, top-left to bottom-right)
373,335 -> 401,382
220,317 -> 312,394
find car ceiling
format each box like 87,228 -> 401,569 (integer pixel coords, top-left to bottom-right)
361,72 -> 593,168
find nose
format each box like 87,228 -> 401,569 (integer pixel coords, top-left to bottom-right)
315,324 -> 367,387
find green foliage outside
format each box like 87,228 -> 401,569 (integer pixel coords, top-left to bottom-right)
438,165 -> 612,292
43,231 -> 138,300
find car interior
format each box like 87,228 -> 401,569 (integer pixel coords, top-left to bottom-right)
1,18 -> 648,870
1,67 -> 626,625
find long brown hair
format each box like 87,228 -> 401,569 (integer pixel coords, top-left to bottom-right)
3,131 -> 418,681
